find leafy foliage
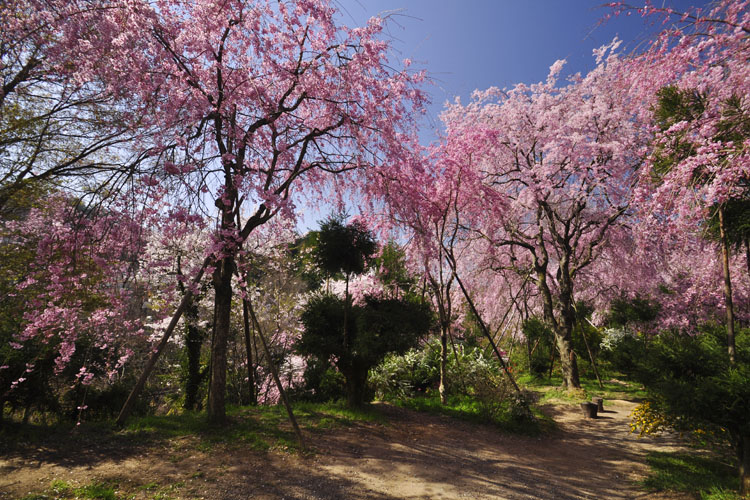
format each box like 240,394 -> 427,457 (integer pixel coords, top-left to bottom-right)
0,190 -> 145,423
298,293 -> 432,406
314,215 -> 377,280
521,318 -> 555,377
606,296 -> 661,329
619,326 -> 750,494
374,241 -> 417,298
626,329 -> 750,439
371,338 -> 537,426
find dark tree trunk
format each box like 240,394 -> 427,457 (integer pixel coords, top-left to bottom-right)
342,361 -> 369,408
439,328 -> 448,404
554,325 -> 580,389
718,206 -> 736,364
548,350 -> 555,380
739,433 -> 750,497
184,325 -> 203,410
208,256 -> 233,424
183,300 -> 205,410
340,274 -> 364,407
242,300 -> 257,405
343,273 -> 350,349
23,403 -> 31,424
536,264 -> 580,389
431,278 -> 450,405
557,254 -> 582,389
177,255 -> 205,411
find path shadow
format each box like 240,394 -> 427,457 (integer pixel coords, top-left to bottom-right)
301,401 -> 682,500
0,401 -> 688,500
0,422 -> 150,469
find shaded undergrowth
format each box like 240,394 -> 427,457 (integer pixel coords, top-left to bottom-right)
1,401 -> 386,457
124,401 -> 385,453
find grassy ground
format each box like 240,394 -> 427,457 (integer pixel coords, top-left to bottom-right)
379,372 -> 643,436
516,372 -> 648,404
8,402 -> 388,499
20,478 -> 199,500
1,401 -> 385,457
8,384 -> 743,500
5,401 -> 388,500
391,393 -> 556,436
641,451 -> 742,500
20,480 -> 122,500
124,401 -> 386,453
10,392 -> 743,500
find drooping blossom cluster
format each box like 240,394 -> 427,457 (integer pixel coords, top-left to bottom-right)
595,0 -> 750,330
387,0 -> 750,354
621,0 -> 750,233
383,39 -> 652,387
2,194 -> 146,393
587,224 -> 750,331
53,0 -> 427,420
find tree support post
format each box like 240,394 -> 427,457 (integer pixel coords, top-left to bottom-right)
116,257 -> 212,427
243,295 -> 305,450
718,206 -> 737,364
445,252 -> 522,395
242,300 -> 257,405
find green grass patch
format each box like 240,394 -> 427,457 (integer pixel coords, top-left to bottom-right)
393,393 -> 555,436
0,419 -> 75,449
289,400 -> 387,426
74,482 -> 119,500
642,451 -> 740,500
517,373 -> 647,404
125,411 -> 207,437
0,417 -> 144,456
124,410 -> 271,452
20,478 -> 193,500
123,400 -> 384,453
20,480 -> 121,500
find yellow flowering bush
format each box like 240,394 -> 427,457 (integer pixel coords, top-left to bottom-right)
629,402 -> 670,437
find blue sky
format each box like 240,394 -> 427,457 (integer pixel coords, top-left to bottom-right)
334,0 -> 710,138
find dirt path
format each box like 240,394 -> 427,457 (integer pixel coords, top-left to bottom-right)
0,400 -> 691,500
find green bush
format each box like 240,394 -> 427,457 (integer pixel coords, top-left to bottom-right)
466,362 -> 511,421
370,337 -> 536,424
599,327 -> 645,374
518,318 -> 555,377
369,342 -> 439,400
297,293 -> 432,407
294,358 -> 347,402
620,327 -> 750,495
370,338 -> 505,397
